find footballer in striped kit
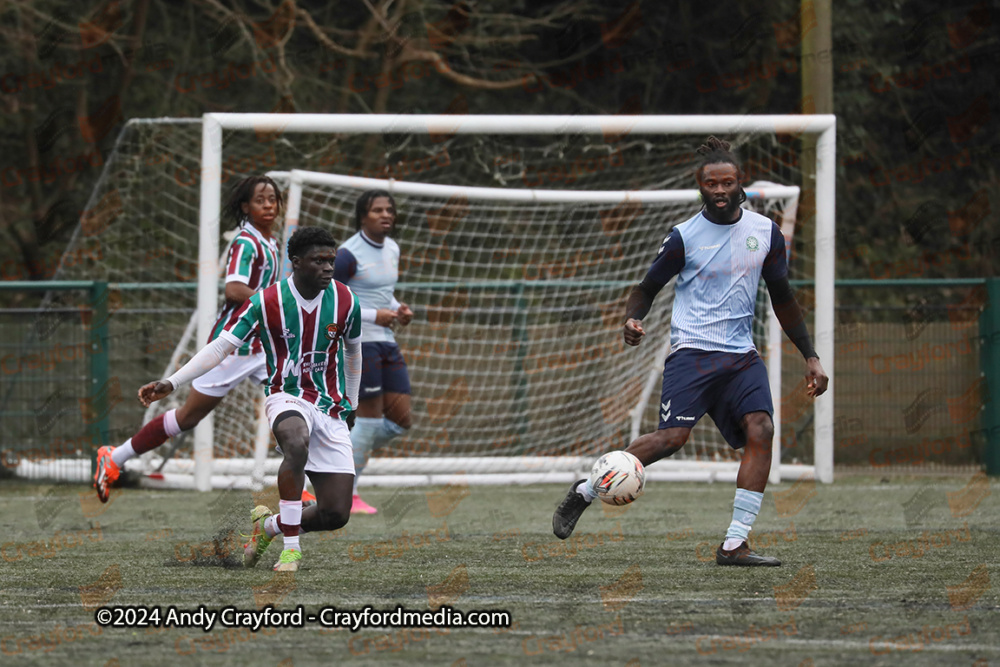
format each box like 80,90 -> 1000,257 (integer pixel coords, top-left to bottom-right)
94,175 -> 282,503
138,227 -> 363,572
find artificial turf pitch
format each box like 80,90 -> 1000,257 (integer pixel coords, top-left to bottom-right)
1,475 -> 997,666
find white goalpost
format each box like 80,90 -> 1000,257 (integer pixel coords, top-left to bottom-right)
183,113 -> 835,491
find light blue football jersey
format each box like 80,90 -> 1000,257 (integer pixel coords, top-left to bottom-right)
648,209 -> 786,354
335,230 -> 400,344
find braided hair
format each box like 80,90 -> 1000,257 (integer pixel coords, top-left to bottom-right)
695,136 -> 747,205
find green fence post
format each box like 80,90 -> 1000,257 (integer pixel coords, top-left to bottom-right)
982,278 -> 1000,476
88,281 -> 110,478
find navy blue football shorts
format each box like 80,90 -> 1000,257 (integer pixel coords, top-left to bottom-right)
658,348 -> 774,449
359,342 -> 411,400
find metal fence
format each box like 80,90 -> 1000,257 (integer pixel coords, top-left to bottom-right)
2,279 -> 997,483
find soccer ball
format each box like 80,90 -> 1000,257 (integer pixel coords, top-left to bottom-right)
588,451 -> 646,506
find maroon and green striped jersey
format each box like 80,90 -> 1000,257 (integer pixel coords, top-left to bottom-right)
220,277 -> 362,417
209,224 -> 279,355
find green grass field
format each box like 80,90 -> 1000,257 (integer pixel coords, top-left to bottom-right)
1,475 -> 998,666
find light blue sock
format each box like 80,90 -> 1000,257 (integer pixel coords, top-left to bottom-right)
351,417 -> 382,485
372,417 -> 407,450
725,488 -> 764,546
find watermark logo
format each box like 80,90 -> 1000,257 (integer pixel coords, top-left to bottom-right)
35,388 -> 73,437
426,480 -> 470,518
870,523 -> 971,562
869,617 -> 971,655
902,387 -> 946,434
209,16 -> 243,56
947,95 -> 990,143
426,378 -> 471,424
948,285 -> 987,329
79,0 -> 124,49
772,475 -> 816,518
947,471 -> 990,517
252,572 -> 296,609
948,188 -> 990,238
521,615 -> 624,656
348,523 -> 450,562
380,487 -> 420,529
696,617 -> 798,654
80,486 -> 122,518
729,12 -> 770,58
81,188 -> 124,237
522,523 -> 624,562
774,564 -> 816,611
902,484 -> 946,527
599,563 -> 643,611
79,563 -> 121,610
426,195 -> 469,235
947,377 -> 988,425
946,563 -> 989,611
252,0 -> 295,49
427,2 -> 471,50
426,289 -> 469,330
599,199 -> 642,238
426,563 -> 469,609
35,485 -> 74,529
80,376 -> 124,425
600,2 -> 642,49
948,2 -> 991,49
3,523 -> 103,562
34,106 -> 75,153
79,95 -> 123,144
35,9 -> 73,60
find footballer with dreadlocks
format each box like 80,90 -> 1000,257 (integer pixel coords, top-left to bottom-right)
553,136 -> 828,566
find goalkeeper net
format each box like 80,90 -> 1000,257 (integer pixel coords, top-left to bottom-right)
20,114 -> 832,488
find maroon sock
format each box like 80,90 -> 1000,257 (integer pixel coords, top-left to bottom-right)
276,515 -> 302,536
131,415 -> 169,454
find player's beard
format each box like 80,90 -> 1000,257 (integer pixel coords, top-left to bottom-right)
701,188 -> 742,222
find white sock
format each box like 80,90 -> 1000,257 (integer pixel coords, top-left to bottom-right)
111,440 -> 136,466
576,480 -> 595,503
278,499 -> 302,552
163,409 -> 182,437
264,515 -> 280,538
723,537 -> 745,551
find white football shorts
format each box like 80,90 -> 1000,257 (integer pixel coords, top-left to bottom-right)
191,351 -> 268,398
264,393 -> 354,475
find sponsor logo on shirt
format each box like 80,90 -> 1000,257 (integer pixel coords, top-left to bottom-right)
698,244 -> 721,251
280,328 -> 296,339
283,351 -> 328,378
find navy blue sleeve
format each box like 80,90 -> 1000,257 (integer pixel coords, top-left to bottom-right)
334,247 -> 357,283
761,223 -> 788,283
645,229 -> 685,288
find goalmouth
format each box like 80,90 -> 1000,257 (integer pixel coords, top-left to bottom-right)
178,113 -> 836,491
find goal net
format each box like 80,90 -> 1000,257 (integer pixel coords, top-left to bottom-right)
29,114 -> 834,489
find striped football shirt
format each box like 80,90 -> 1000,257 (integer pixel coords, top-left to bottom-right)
220,277 -> 362,417
208,223 -> 279,355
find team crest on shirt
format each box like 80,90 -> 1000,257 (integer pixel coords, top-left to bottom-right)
746,236 -> 759,251
325,323 -> 339,340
